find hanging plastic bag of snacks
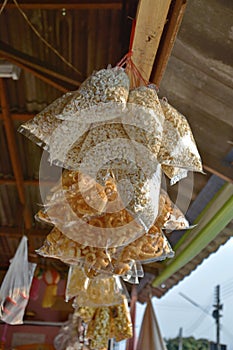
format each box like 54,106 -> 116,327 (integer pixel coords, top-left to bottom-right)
75,296 -> 132,350
36,170 -> 157,248
67,266 -> 129,307
0,236 -> 36,325
113,224 -> 174,268
36,227 -> 116,274
123,85 -> 164,158
19,67 -> 130,168
54,314 -> 90,350
158,99 -> 203,184
158,189 -> 191,231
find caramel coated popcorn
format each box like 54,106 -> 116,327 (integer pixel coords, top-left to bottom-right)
87,307 -> 111,349
110,297 -> 132,342
75,297 -> 132,349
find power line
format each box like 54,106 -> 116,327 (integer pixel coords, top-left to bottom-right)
185,306 -> 212,334
221,276 -> 233,285
154,303 -> 194,311
222,289 -> 233,298
179,292 -> 211,316
221,289 -> 233,299
178,292 -> 214,335
221,325 -> 233,341
222,293 -> 233,302
221,283 -> 233,293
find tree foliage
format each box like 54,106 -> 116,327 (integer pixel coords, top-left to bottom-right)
165,336 -> 209,350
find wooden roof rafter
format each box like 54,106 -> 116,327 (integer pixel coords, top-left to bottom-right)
0,41 -> 80,92
0,0 -> 123,10
0,78 -> 32,229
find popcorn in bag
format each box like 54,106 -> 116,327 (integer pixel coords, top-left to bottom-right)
158,99 -> 203,184
18,40 -> 203,346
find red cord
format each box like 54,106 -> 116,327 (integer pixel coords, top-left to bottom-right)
116,18 -> 149,87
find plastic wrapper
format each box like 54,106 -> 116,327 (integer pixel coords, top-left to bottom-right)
20,70 -> 163,236
162,165 -> 188,185
123,85 -> 164,157
0,236 -> 36,325
75,306 -> 96,324
75,296 -> 132,349
87,307 -> 111,349
158,99 -> 203,184
38,203 -> 145,249
37,228 -> 134,279
114,224 -> 174,267
120,261 -> 144,284
109,297 -> 133,342
36,227 -> 116,274
158,189 -> 190,231
36,170 -> 156,248
66,266 -> 128,307
54,314 -> 90,350
36,170 -> 108,223
18,67 -> 130,167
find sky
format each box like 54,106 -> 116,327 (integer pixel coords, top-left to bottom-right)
119,236 -> 233,349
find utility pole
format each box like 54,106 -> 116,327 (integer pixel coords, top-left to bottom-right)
178,327 -> 183,350
212,285 -> 223,350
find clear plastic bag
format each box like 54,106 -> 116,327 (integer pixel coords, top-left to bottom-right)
75,296 -> 132,350
36,170 -> 152,248
158,99 -> 203,184
162,165 -> 188,185
20,66 -> 163,236
19,67 -> 130,169
114,224 -> 174,266
36,227 -> 119,278
109,297 -> 132,342
120,261 -> 145,284
86,307 -> 111,350
123,85 -> 164,158
67,266 -> 129,307
54,314 -> 90,350
36,170 -> 108,224
158,189 -> 190,231
0,236 -> 36,325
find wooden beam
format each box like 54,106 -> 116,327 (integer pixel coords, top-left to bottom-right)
0,178 -> 39,185
0,178 -> 56,186
202,153 -> 233,184
0,78 -> 32,229
0,113 -> 34,121
132,0 -> 172,81
1,55 -> 69,92
2,0 -> 122,10
0,41 -> 80,91
151,0 -> 187,86
0,226 -> 49,238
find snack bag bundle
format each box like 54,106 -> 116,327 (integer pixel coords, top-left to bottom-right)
19,60 -> 202,345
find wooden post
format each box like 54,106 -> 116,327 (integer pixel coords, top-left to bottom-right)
132,0 -> 172,80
